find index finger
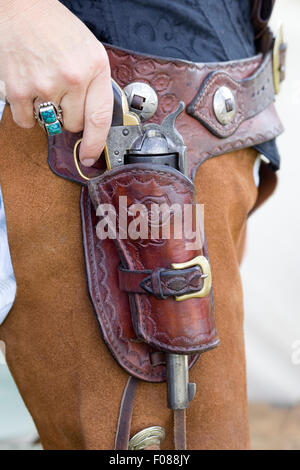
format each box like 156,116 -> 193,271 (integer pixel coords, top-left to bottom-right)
79,68 -> 113,166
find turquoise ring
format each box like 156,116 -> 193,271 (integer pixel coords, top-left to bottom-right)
34,101 -> 63,136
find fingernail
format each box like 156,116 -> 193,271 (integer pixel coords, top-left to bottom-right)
81,158 -> 97,167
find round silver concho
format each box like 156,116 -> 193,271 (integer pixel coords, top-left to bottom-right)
124,82 -> 158,121
213,86 -> 236,125
128,426 -> 166,450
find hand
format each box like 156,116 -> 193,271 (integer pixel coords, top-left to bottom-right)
0,0 -> 113,166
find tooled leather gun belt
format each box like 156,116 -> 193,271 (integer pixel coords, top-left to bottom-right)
47,36 -> 285,450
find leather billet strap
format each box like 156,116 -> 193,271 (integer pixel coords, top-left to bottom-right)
48,37 -> 285,184
118,265 -> 205,299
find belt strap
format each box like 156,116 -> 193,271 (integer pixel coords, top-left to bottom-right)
187,50 -> 277,138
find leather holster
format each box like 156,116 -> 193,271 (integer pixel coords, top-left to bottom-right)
83,162 -> 218,382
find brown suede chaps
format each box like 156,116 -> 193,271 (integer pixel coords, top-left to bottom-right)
0,106 -> 274,450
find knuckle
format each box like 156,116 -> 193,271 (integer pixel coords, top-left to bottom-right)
7,88 -> 30,103
36,82 -> 56,99
96,57 -> 109,73
62,69 -> 83,87
92,47 -> 110,73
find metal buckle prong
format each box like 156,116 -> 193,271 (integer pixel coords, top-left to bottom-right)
171,255 -> 212,301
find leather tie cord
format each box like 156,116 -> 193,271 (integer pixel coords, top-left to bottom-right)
114,376 -> 139,450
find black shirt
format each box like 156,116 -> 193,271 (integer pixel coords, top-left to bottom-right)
60,0 -> 280,169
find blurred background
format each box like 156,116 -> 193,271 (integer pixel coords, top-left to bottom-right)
241,0 -> 300,449
0,0 -> 299,450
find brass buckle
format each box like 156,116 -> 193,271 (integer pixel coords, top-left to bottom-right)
273,24 -> 284,95
171,255 -> 212,302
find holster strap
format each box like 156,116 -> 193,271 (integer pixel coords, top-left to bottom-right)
115,376 -> 139,450
118,265 -> 204,300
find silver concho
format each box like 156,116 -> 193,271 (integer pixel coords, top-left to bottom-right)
128,426 -> 166,450
124,82 -> 158,121
213,86 -> 236,125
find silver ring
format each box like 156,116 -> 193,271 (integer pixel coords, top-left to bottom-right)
34,101 -> 63,136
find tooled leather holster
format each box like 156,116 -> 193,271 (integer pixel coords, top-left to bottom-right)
47,23 -> 286,449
